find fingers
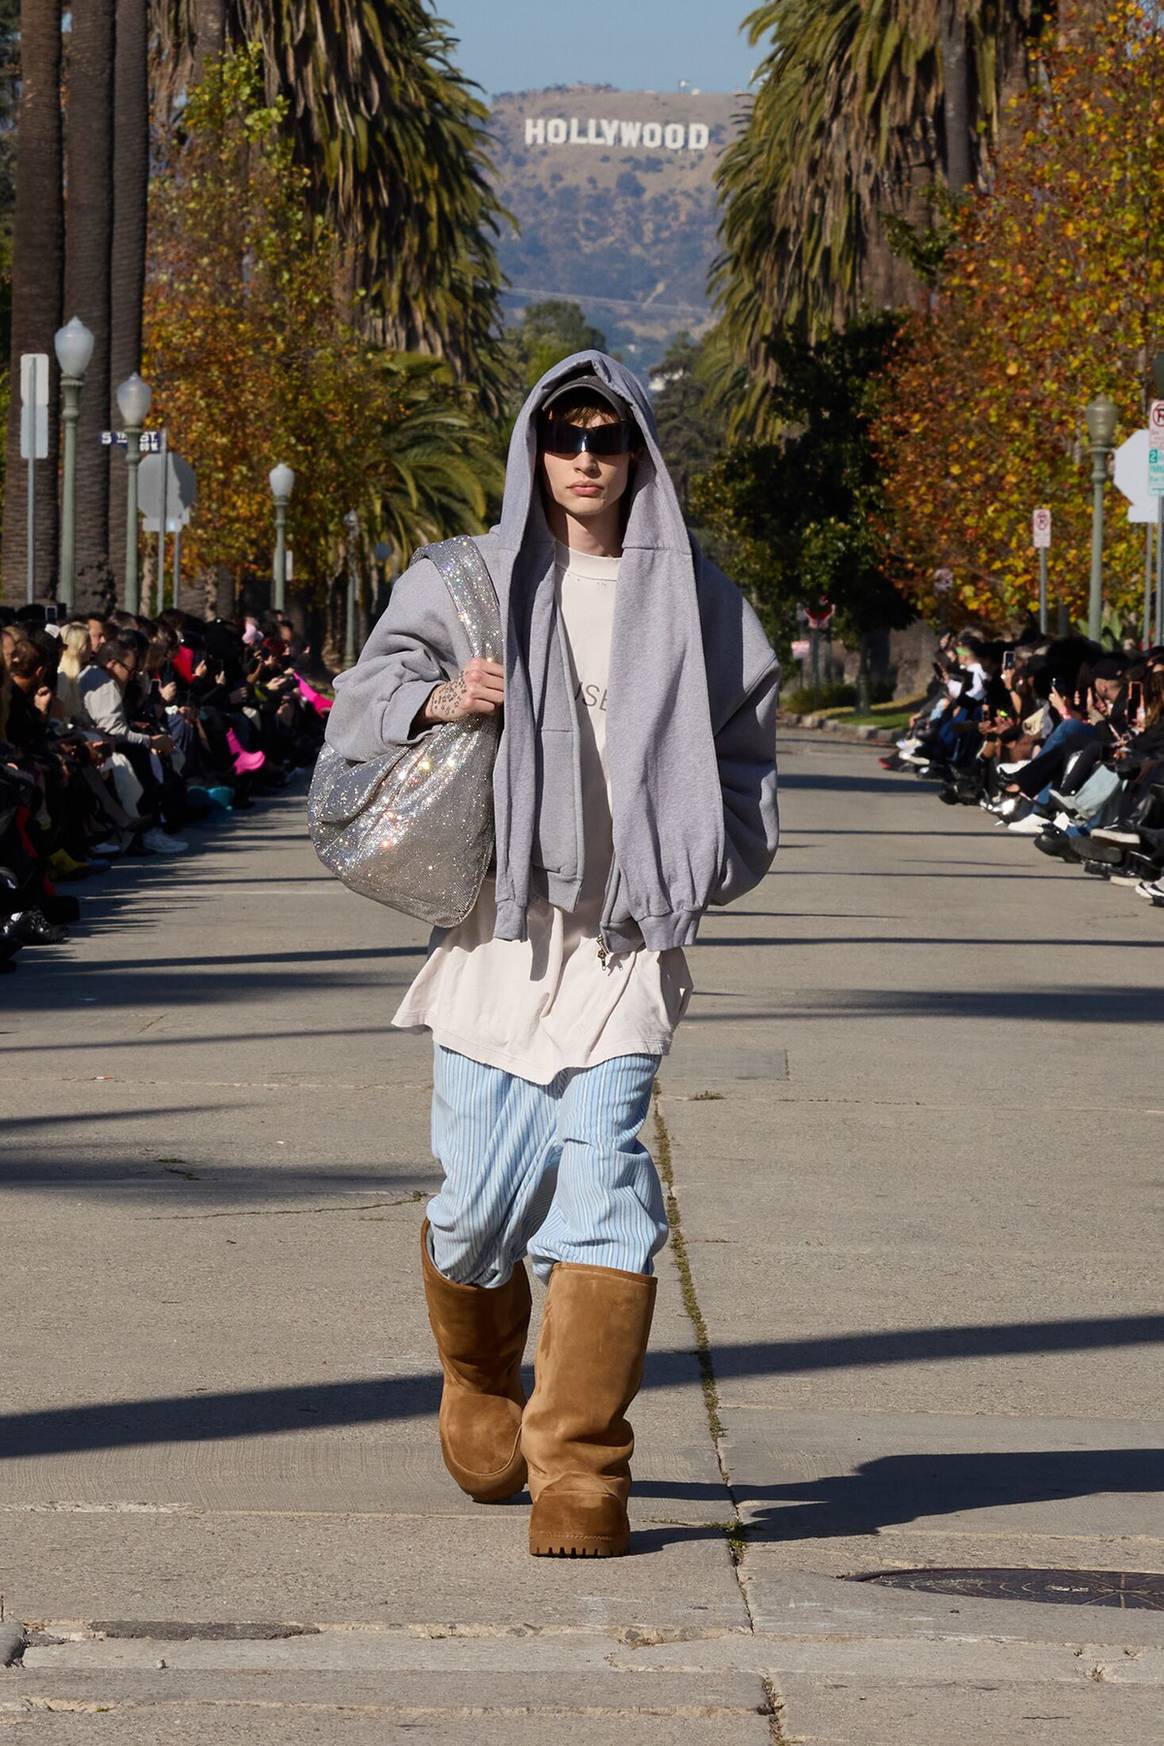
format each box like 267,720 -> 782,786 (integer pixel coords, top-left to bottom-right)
460,657 -> 505,715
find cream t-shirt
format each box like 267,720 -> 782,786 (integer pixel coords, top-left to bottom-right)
391,541 -> 692,1082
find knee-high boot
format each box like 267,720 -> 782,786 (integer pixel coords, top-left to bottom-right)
419,1220 -> 532,1503
521,1261 -> 657,1557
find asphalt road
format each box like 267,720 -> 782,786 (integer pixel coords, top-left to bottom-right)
1,731 -> 1161,1743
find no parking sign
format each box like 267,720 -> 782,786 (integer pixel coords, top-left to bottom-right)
1149,401 -> 1164,495
1032,507 -> 1052,548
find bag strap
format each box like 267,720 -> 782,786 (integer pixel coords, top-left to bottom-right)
411,535 -> 501,663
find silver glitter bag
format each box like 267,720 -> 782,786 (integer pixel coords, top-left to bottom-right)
307,536 -> 501,925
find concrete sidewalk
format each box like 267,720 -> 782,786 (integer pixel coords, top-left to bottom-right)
1,736 -> 1161,1743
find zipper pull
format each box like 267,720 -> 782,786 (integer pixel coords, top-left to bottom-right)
596,939 -> 608,968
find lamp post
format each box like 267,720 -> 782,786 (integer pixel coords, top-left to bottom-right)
1084,393 -> 1118,642
269,463 -> 295,613
53,318 -> 95,615
116,371 -> 152,613
343,510 -> 360,668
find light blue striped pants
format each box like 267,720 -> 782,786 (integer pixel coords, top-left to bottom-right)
427,1046 -> 668,1288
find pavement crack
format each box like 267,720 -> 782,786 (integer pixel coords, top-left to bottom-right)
138,1193 -> 425,1222
652,1085 -> 759,1622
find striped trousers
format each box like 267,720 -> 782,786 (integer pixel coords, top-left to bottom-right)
427,1046 -> 668,1288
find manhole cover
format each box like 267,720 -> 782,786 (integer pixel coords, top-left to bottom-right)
854,1568 -> 1164,1610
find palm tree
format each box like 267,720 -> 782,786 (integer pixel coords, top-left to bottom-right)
714,0 -> 1049,355
64,0 -> 116,582
106,0 -> 150,591
2,0 -> 63,603
366,352 -> 503,560
149,0 -> 508,408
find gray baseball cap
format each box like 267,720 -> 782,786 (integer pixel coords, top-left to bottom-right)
540,372 -> 633,421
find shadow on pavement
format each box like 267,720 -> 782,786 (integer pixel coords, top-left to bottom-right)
635,1447 -> 1164,1544
2,1316 -> 1159,1460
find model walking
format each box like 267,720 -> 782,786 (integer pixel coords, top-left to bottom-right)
326,351 -> 780,1556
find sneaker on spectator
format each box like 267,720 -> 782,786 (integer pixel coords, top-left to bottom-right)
1089,826 -> 1141,848
141,827 -> 189,855
1134,878 -> 1164,900
1007,813 -> 1047,834
1034,831 -> 1079,863
4,908 -> 69,945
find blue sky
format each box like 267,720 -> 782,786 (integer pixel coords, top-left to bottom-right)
433,1 -> 760,97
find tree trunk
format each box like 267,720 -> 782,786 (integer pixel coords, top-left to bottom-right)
64,0 -> 115,588
192,0 -> 227,85
2,0 -> 63,605
105,0 -> 149,614
939,1 -> 974,195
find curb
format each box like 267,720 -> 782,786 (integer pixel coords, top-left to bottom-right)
780,713 -> 898,745
0,1623 -> 25,1666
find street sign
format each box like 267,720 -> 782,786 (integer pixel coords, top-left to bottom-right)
19,353 -> 49,460
138,450 -> 197,520
1032,507 -> 1052,548
102,429 -> 165,454
1114,430 -> 1156,521
142,509 -> 192,534
1150,403 -> 1164,496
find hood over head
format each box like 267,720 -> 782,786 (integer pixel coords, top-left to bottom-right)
496,350 -> 692,573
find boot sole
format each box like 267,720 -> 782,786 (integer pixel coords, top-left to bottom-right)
529,1534 -> 628,1558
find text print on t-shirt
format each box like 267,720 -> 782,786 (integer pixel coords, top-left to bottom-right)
574,680 -> 608,713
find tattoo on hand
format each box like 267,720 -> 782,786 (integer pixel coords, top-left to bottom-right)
429,677 -> 466,721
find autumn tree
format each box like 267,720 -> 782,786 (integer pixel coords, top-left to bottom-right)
879,0 -> 1164,630
144,47 -> 500,614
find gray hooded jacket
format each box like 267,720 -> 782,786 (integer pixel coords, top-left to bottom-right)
325,350 -> 780,954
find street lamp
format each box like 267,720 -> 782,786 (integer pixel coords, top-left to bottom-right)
269,462 -> 295,613
1084,393 -> 1118,642
53,318 -> 95,614
116,372 -> 152,613
343,509 -> 360,667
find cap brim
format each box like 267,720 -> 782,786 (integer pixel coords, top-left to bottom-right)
540,373 -> 631,420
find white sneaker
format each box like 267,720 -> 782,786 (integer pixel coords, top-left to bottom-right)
1134,878 -> 1164,900
141,827 -> 188,855
1007,814 -> 1046,835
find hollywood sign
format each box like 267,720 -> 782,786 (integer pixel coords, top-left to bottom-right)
524,115 -> 710,152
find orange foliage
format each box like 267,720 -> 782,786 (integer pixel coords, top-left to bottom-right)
880,0 -> 1164,630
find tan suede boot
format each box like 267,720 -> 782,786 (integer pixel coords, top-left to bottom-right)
419,1220 -> 532,1503
522,1261 -> 657,1557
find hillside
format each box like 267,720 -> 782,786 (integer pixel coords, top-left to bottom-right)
486,84 -> 747,369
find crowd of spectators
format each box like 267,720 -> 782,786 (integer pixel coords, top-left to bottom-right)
883,632 -> 1164,904
1,604 -> 331,971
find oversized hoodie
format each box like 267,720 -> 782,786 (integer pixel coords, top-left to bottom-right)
324,350 -> 781,954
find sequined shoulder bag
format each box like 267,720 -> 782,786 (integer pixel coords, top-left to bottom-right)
306,536 -> 501,925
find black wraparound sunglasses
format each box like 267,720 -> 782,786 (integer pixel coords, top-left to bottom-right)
537,414 -> 637,457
